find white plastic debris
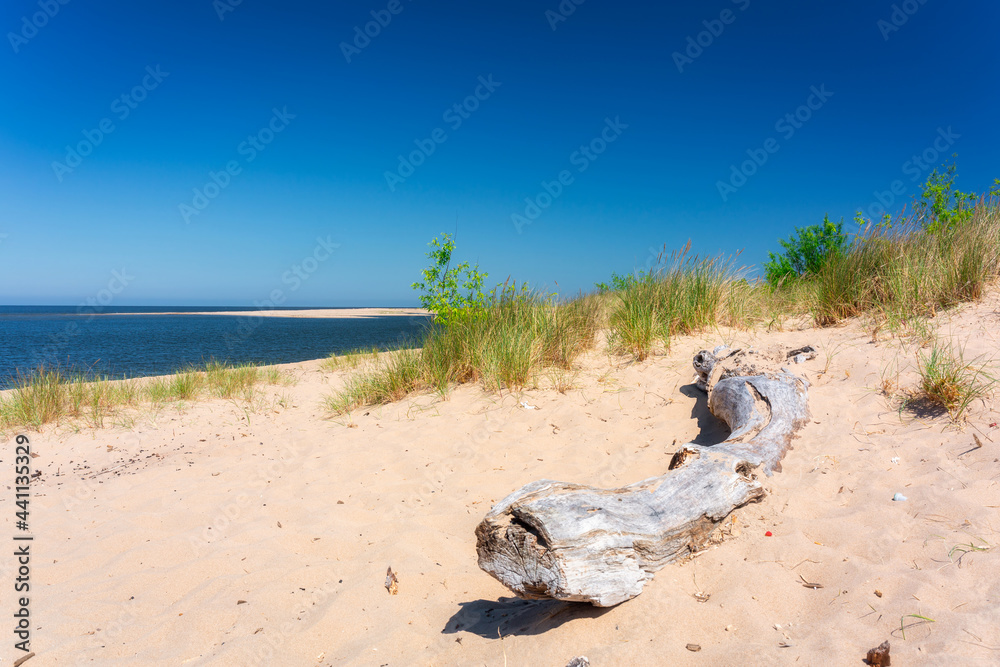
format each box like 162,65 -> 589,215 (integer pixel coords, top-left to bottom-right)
890,456 -> 900,464
519,401 -> 538,410
892,493 -> 908,502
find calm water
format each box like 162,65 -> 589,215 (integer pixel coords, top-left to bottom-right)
0,306 -> 431,387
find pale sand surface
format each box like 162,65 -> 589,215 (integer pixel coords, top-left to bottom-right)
5,291 -> 1000,665
121,308 -> 429,319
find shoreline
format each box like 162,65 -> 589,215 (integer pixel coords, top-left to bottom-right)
98,307 -> 429,319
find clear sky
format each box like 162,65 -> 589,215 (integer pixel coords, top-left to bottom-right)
1,0 -> 998,306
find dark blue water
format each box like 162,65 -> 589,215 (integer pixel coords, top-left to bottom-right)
0,307 -> 431,387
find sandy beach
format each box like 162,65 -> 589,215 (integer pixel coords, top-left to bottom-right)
5,291 -> 1000,666
6,2 -> 995,665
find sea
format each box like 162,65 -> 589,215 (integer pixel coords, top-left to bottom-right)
0,306 -> 431,388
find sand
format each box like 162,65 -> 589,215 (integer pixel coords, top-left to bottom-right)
5,292 -> 1000,666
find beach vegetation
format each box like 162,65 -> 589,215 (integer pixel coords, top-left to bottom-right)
0,361 -> 293,431
324,289 -> 602,414
912,339 -> 994,421
913,158 -> 977,232
327,170 -> 1000,414
6,163 -> 999,427
322,347 -> 381,372
809,200 -> 1000,325
764,214 -> 847,286
411,233 -> 490,325
607,244 -> 736,360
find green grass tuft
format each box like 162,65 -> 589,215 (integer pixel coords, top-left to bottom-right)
0,361 -> 284,431
324,289 -> 602,414
914,340 -> 994,421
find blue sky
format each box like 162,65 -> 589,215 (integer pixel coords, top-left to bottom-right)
1,0 -> 998,306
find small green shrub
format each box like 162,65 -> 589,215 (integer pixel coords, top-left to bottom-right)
411,233 -> 490,325
914,159 -> 977,232
764,214 -> 847,285
595,270 -> 650,293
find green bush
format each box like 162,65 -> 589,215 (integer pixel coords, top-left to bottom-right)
913,159 -> 977,232
764,215 -> 847,285
595,270 -> 649,293
411,233 -> 490,325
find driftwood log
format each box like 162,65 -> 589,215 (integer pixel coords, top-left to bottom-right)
476,346 -> 811,607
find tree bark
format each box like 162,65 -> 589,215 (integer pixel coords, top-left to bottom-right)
475,347 -> 811,607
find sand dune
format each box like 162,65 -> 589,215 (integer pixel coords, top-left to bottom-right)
7,291 -> 1000,665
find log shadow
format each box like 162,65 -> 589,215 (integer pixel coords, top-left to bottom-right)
678,383 -> 731,445
443,597 -> 612,638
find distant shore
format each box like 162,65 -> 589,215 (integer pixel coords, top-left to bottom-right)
123,307 -> 429,319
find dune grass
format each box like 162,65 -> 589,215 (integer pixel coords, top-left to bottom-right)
205,361 -> 262,399
324,290 -> 603,414
325,348 -> 424,414
606,199 -> 1000,352
321,347 -> 382,373
607,248 -> 739,360
326,201 -> 1000,415
914,340 -> 994,421
8,203 -> 999,424
811,204 -> 1000,326
0,362 -> 294,431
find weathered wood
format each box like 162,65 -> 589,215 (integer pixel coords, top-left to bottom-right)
476,346 -> 811,607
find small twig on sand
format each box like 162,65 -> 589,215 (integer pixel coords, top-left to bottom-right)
498,627 -> 507,667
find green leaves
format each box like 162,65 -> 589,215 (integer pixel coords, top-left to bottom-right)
411,233 -> 490,325
764,214 -> 847,286
914,158 -> 977,233
596,270 -> 651,293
